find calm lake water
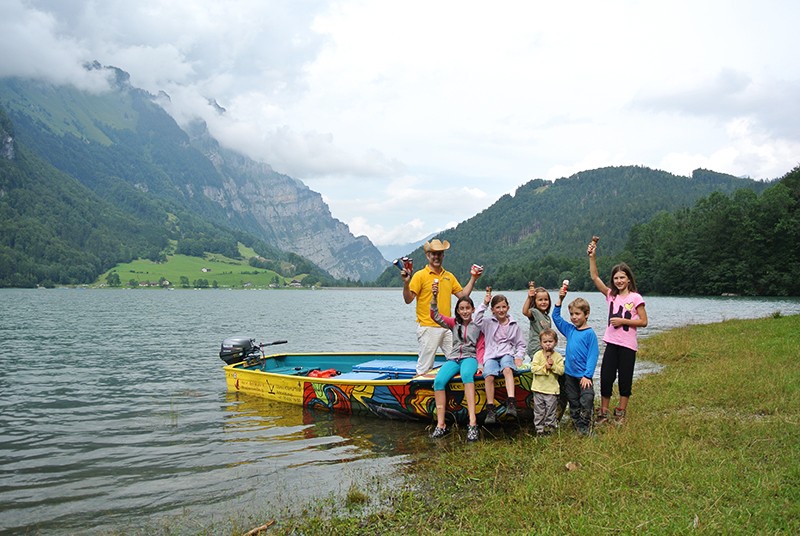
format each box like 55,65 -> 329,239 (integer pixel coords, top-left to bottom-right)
1,288 -> 799,534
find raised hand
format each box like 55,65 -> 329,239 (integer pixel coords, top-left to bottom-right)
587,235 -> 600,257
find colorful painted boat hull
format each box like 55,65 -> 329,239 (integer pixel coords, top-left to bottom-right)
223,352 -> 535,423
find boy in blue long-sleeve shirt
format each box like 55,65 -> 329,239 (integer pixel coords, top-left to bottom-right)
552,287 -> 599,435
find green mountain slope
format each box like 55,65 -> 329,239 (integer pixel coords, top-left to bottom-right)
0,108 -> 166,286
377,165 -> 772,288
624,165 -> 800,296
0,106 -> 330,287
0,65 -> 386,283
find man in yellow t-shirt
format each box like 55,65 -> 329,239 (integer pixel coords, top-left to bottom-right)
401,239 -> 481,375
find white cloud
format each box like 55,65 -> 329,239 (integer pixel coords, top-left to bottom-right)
2,0 -> 799,246
0,0 -> 111,91
348,216 -> 430,245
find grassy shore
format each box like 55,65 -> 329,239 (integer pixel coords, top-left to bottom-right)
267,314 -> 800,535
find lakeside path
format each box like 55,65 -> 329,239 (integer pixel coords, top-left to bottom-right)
273,314 -> 800,535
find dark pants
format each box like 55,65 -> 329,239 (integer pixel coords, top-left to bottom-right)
564,374 -> 594,432
600,343 -> 637,398
557,373 -> 567,417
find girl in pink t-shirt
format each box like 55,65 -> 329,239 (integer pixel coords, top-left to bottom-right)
588,239 -> 648,424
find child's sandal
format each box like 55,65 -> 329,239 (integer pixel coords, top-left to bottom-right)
613,407 -> 626,424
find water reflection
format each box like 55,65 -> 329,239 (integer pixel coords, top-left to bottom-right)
222,391 -> 432,457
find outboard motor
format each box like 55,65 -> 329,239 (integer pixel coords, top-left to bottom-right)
219,337 -> 260,365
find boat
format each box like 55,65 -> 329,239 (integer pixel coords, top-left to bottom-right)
220,336 -> 534,423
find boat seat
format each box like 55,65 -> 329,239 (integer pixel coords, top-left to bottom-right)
332,372 -> 390,381
352,359 -> 445,378
352,359 -> 419,376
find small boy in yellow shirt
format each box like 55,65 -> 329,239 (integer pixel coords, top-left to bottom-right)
530,329 -> 565,435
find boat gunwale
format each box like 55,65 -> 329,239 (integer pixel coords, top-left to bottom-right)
223,351 -> 435,386
225,366 -> 424,386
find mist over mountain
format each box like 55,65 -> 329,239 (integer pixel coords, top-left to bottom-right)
375,233 -> 437,262
0,64 -> 386,283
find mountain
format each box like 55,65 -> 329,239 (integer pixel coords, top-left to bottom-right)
375,165 -> 773,288
0,65 -> 385,282
624,165 -> 800,296
0,107 -> 167,287
182,120 -> 385,281
375,233 -> 437,262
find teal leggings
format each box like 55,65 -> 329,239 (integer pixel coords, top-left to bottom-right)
433,358 -> 478,390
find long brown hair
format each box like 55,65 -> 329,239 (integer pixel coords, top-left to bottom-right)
454,296 -> 475,325
609,262 -> 638,296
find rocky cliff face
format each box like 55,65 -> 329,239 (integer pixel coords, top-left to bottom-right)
187,121 -> 387,281
0,133 -> 12,160
0,110 -> 14,160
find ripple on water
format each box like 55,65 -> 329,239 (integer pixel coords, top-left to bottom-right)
1,289 -> 799,533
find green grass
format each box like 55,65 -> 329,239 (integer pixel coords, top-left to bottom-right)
96,246 -> 306,289
0,80 -> 137,145
267,314 -> 800,535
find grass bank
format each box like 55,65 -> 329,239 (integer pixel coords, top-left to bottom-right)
96,245 -> 308,289
271,314 -> 800,535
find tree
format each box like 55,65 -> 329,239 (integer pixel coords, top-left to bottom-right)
106,272 -> 121,287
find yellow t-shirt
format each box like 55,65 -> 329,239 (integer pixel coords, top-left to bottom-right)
409,265 -> 463,327
531,350 -> 565,395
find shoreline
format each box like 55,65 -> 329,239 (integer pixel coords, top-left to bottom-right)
269,313 -> 800,534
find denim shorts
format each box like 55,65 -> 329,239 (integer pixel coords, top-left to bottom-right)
483,354 -> 516,378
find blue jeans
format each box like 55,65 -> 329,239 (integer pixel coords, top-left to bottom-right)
482,354 -> 516,378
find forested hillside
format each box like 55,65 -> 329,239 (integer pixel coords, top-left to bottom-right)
0,109 -> 162,286
376,166 -> 772,290
0,68 -> 386,284
624,165 -> 800,296
0,106 -> 331,288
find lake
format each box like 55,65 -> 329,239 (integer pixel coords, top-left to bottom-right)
1,288 -> 798,534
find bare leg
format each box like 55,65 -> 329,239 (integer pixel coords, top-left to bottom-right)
601,395 -> 610,413
503,367 -> 515,398
485,376 -> 496,405
434,390 -> 447,428
464,383 -> 477,426
618,395 -> 629,411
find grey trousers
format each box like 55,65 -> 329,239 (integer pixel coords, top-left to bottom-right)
533,392 -> 558,432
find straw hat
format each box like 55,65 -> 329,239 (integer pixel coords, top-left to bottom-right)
423,239 -> 450,252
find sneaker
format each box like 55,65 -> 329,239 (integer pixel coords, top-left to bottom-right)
484,404 -> 497,425
614,407 -> 626,424
595,409 -> 610,425
466,425 -> 480,442
505,399 -> 518,418
430,426 -> 448,439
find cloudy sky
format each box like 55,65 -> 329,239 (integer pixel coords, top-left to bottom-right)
3,1 -> 799,246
